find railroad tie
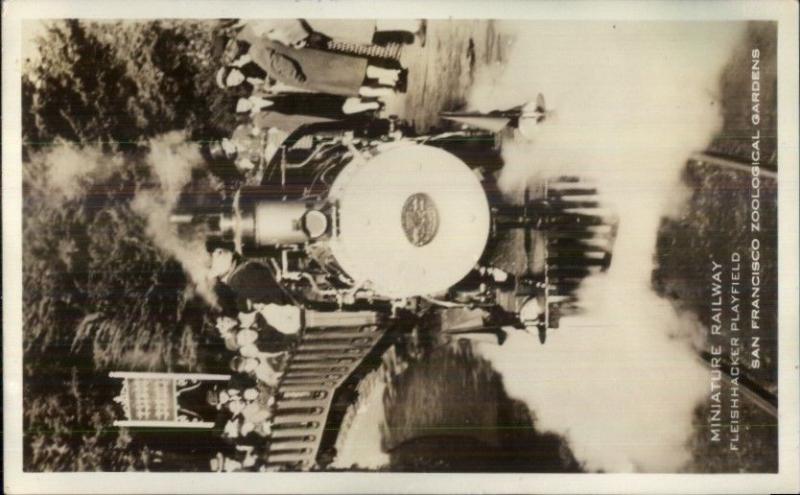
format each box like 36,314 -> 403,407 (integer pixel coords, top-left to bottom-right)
271,425 -> 324,439
273,413 -> 326,425
276,399 -> 329,409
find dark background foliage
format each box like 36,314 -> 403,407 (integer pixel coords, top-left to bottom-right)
22,20 -> 229,471
23,20 -> 228,154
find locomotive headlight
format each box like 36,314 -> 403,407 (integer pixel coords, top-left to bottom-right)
302,209 -> 329,240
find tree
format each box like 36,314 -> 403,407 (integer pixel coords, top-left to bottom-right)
23,20 -> 227,154
21,19 -> 235,470
22,144 -> 218,470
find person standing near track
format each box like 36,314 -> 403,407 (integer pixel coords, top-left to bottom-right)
235,21 -> 402,98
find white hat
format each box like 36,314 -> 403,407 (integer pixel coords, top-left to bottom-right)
257,304 -> 301,335
228,399 -> 245,416
238,312 -> 257,329
243,388 -> 259,401
216,67 -> 228,89
236,328 -> 259,348
240,344 -> 262,358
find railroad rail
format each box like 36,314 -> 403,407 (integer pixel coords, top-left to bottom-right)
697,351 -> 778,419
690,152 -> 777,179
687,152 -> 777,419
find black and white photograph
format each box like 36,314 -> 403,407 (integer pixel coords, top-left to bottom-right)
3,1 -> 799,493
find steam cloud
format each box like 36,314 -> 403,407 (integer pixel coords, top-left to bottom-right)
33,132 -> 215,304
131,132 -> 216,304
471,22 -> 744,472
331,371 -> 390,469
36,141 -> 123,203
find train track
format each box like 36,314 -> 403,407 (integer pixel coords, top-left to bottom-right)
697,351 -> 777,419
264,324 -> 389,470
690,152 -> 777,179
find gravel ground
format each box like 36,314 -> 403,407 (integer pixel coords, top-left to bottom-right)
385,19 -> 511,131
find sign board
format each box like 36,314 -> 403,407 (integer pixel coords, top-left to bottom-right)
109,372 -> 230,429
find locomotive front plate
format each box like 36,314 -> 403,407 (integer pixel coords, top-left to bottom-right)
401,193 -> 440,247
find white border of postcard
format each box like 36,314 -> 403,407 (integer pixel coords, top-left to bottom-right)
3,0 -> 798,493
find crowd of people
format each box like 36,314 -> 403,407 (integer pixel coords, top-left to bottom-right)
203,239 -> 383,471
209,19 -> 422,182
203,240 -> 302,471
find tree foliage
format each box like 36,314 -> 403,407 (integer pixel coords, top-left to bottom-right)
22,144 -> 217,470
22,19 -> 230,471
23,20 -> 226,153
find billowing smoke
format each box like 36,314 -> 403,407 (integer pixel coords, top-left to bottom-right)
33,140 -> 124,203
28,132 -> 216,303
470,22 -> 744,471
131,131 -> 216,304
331,370 -> 390,469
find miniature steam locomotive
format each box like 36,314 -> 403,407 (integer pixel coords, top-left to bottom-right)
173,103 -> 618,343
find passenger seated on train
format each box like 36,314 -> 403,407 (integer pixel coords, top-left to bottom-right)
207,240 -> 294,312
214,448 -> 258,473
255,303 -> 302,333
218,383 -> 274,444
234,20 -> 404,97
216,315 -> 240,351
214,429 -> 261,471
219,320 -> 293,372
236,317 -> 296,354
241,401 -> 272,435
216,59 -> 269,93
233,91 -> 381,120
230,355 -> 282,387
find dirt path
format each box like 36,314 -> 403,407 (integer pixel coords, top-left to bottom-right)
384,20 -> 511,132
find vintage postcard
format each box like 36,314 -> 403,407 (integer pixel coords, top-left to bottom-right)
2,0 -> 798,493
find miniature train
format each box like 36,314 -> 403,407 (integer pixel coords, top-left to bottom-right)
173,102 -> 618,344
